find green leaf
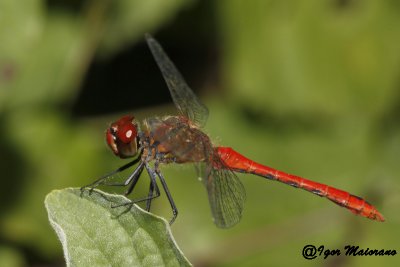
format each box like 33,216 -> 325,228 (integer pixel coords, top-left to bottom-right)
45,188 -> 191,267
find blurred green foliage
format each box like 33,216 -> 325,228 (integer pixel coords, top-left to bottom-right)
1,0 -> 399,266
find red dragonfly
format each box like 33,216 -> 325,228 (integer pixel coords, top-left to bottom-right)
83,34 -> 384,228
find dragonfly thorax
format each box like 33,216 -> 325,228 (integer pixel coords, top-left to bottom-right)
142,116 -> 213,164
106,115 -> 139,158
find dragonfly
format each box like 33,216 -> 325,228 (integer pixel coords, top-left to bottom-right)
82,34 -> 385,228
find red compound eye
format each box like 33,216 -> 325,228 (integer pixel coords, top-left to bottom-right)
111,115 -> 137,142
106,127 -> 118,155
105,115 -> 139,158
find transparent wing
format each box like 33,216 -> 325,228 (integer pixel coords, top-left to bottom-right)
197,154 -> 246,228
145,34 -> 209,128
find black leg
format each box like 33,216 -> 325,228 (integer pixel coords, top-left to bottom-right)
155,168 -> 178,225
111,190 -> 160,208
143,163 -> 161,211
123,162 -> 145,196
80,157 -> 141,194
111,164 -> 160,208
146,181 -> 154,211
96,162 -> 144,189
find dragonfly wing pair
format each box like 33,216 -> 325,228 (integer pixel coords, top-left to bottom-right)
146,34 -> 246,228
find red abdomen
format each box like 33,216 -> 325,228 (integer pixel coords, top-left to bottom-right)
216,147 -> 384,222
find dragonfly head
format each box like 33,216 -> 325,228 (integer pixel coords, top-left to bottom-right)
106,115 -> 139,158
